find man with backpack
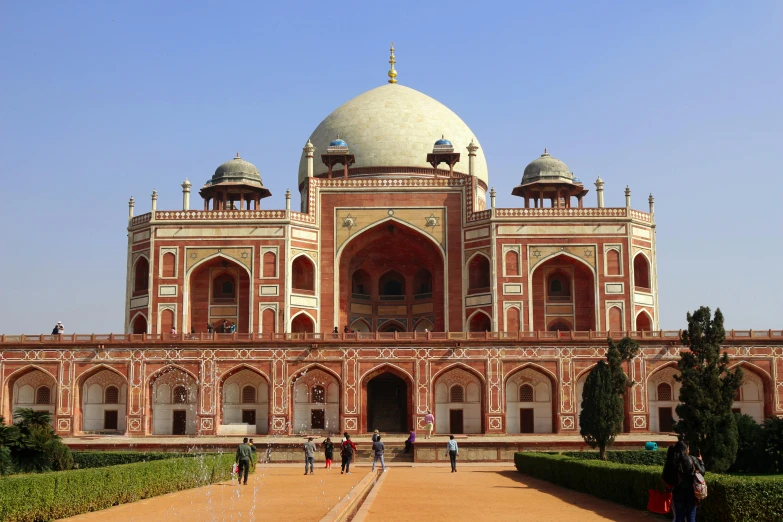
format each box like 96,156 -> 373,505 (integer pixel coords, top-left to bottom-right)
340,434 -> 357,474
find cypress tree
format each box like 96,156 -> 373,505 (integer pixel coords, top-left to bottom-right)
579,361 -> 619,460
580,337 -> 639,460
675,306 -> 742,472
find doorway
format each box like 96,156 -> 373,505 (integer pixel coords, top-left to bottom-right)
520,408 -> 534,433
366,372 -> 408,432
172,410 -> 187,435
449,409 -> 464,434
658,407 -> 674,432
104,410 -> 118,430
242,409 -> 256,425
311,409 -> 325,430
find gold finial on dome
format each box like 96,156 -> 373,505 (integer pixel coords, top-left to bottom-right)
387,42 -> 398,84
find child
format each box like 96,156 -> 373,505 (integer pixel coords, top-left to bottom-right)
323,437 -> 334,470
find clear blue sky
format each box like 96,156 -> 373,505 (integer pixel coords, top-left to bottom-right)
1,1 -> 781,333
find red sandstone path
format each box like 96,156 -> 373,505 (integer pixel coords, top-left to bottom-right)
360,465 -> 659,522
58,465 -> 367,522
58,464 -> 657,522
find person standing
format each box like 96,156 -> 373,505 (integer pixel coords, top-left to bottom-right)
170,326 -> 177,336
371,435 -> 387,472
340,434 -> 357,474
665,440 -> 704,522
235,437 -> 252,485
248,438 -> 257,471
372,429 -> 380,442
424,410 -> 435,439
447,435 -> 459,473
304,437 -> 316,475
405,430 -> 416,453
322,437 -> 334,470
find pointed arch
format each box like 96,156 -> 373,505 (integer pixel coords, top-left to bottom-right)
291,253 -> 316,293
466,251 -> 491,293
635,310 -> 653,331
605,248 -> 621,276
350,317 -> 372,333
185,251 -> 252,279
290,310 -> 316,334
467,309 -> 492,332
146,364 -> 200,386
218,363 -> 272,385
432,362 -> 487,385
378,319 -> 406,333
132,254 -> 150,294
289,363 -> 343,385
529,251 -> 598,332
129,311 -> 148,335
504,363 -> 557,434
413,317 -> 434,332
633,252 -> 651,289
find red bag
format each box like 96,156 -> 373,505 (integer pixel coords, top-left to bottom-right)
647,489 -> 672,514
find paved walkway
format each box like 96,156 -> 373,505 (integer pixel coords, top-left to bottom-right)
359,465 -> 658,521
58,463 -> 657,522
58,465 -> 368,522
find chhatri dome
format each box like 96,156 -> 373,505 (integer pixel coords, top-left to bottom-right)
520,149 -> 574,185
298,46 -> 488,185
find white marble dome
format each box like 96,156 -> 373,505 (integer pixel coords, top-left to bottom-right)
298,84 -> 488,185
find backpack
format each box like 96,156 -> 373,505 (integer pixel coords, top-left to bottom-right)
693,469 -> 708,500
341,442 -> 353,459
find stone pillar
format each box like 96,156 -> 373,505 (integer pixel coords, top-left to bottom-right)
55,359 -> 75,436
128,197 -> 135,221
126,355 -> 146,436
151,190 -> 158,213
197,357 -> 217,435
595,177 -> 605,208
181,179 -> 191,211
304,140 -> 315,178
625,186 -> 631,209
489,187 -> 496,210
467,139 -> 479,177
648,193 -> 655,218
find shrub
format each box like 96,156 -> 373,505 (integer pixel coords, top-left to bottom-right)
0,452 -> 235,522
72,451 -> 193,469
730,414 -> 763,473
562,450 -> 667,466
514,452 -> 783,522
761,416 -> 783,474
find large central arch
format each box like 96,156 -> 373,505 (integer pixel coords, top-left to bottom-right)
361,364 -> 413,433
529,253 -> 597,331
336,219 -> 445,333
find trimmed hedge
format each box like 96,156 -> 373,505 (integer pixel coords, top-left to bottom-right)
0,452 -> 235,522
72,451 -> 196,469
514,452 -> 783,522
561,450 -> 668,466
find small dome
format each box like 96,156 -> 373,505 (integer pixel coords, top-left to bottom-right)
434,138 -> 452,146
329,138 -> 348,148
210,154 -> 263,185
521,149 -> 574,185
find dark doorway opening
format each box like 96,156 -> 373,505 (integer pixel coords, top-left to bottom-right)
658,407 -> 674,432
366,373 -> 408,432
172,410 -> 187,435
311,409 -> 325,430
520,408 -> 534,433
104,410 -> 118,430
242,409 -> 256,425
449,409 -> 464,434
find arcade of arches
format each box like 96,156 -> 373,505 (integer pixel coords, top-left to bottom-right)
1,351 -> 777,436
339,221 -> 444,333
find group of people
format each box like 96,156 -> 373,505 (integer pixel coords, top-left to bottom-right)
208,320 -> 236,333
50,321 -> 64,335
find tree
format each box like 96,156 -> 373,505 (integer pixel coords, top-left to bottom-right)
674,306 -> 742,472
579,337 -> 640,459
9,408 -> 73,473
0,416 -> 19,475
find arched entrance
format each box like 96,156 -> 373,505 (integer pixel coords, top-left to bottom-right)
531,254 -> 596,331
291,368 -> 339,434
188,256 -> 250,334
505,367 -> 555,433
148,367 -> 198,435
79,368 -> 128,433
365,370 -> 410,432
647,365 -> 681,432
434,366 -> 483,434
7,367 -> 56,427
219,367 -> 270,435
338,220 -> 445,333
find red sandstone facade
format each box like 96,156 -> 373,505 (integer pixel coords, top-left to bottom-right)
1,78 -> 781,438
